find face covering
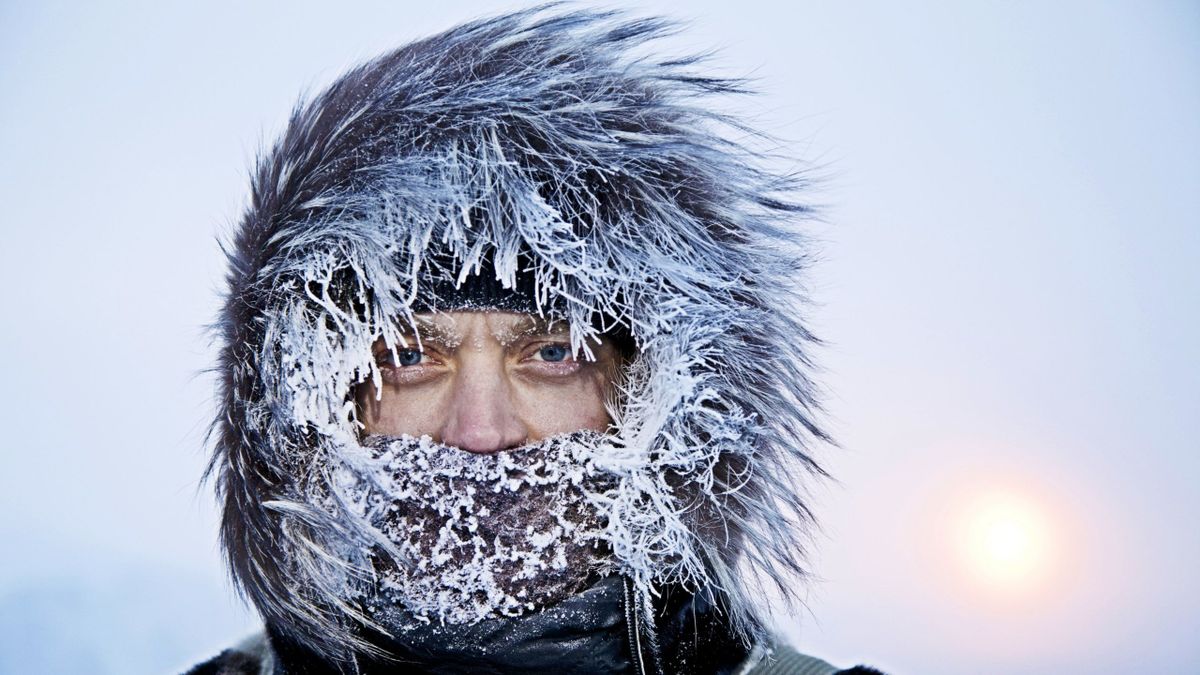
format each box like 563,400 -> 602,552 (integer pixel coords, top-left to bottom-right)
329,429 -> 618,631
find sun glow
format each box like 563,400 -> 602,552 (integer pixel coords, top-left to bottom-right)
959,493 -> 1055,591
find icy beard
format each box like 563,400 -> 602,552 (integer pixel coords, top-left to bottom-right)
333,430 -> 618,631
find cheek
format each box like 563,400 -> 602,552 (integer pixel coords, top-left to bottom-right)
357,381 -> 448,437
516,371 -> 612,438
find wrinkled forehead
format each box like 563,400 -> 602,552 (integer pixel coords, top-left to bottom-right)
398,310 -> 570,346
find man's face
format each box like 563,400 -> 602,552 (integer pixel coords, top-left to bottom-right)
355,311 -> 622,451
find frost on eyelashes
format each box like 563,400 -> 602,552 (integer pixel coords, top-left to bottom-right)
329,430 -> 620,627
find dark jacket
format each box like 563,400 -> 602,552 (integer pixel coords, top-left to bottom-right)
186,578 -> 878,674
196,3 -> 880,674
186,576 -> 884,674
187,634 -> 877,675
186,635 -> 880,675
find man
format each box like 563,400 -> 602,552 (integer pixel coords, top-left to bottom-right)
190,4 -> 883,674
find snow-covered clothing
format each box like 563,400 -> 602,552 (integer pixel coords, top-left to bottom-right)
193,3 -> 883,673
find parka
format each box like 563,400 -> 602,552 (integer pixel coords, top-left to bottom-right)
190,4 -> 884,674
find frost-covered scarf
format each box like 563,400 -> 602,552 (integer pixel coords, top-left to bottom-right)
285,429 -> 748,674
332,431 -> 617,628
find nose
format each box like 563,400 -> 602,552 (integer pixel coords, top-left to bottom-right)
439,355 -> 528,454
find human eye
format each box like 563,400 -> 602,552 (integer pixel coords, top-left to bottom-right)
517,339 -> 585,379
533,343 -> 572,363
374,343 -> 442,385
377,348 -> 424,367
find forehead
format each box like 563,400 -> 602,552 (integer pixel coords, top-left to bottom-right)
400,310 -> 570,343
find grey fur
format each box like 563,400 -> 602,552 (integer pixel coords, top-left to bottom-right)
203,2 -> 833,668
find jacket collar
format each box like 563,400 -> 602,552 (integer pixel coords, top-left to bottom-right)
264,576 -> 749,675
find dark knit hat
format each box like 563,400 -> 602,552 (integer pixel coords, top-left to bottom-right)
411,249 -> 636,357
412,250 -> 544,315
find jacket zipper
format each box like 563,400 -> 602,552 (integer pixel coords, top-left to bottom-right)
624,577 -> 667,675
623,577 -> 648,675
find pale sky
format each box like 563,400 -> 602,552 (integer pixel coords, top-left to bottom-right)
1,2 -> 1197,673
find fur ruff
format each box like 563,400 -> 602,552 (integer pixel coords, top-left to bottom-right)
204,2 -> 833,667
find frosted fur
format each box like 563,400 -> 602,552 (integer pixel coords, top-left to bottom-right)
204,2 -> 832,667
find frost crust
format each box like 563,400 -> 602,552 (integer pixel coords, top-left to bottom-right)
331,431 -> 617,625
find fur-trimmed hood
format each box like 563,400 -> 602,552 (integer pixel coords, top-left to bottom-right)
204,2 -> 832,667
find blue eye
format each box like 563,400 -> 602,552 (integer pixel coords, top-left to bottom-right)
537,344 -> 571,362
394,349 -> 423,366
377,349 -> 422,367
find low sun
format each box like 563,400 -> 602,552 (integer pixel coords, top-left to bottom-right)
959,493 -> 1054,590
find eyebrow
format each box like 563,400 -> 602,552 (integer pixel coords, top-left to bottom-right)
394,314 -> 571,347
494,316 -> 570,344
396,317 -> 459,347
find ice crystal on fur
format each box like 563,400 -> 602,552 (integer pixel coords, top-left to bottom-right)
205,2 -> 832,666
